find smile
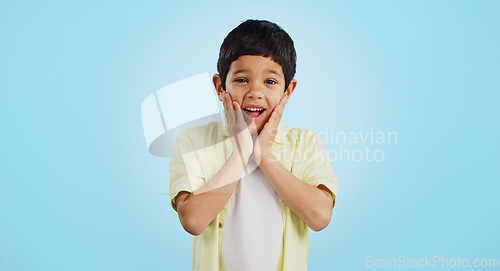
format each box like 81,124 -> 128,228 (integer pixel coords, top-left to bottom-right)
242,106 -> 266,121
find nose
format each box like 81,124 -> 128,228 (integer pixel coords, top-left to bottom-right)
246,82 -> 264,99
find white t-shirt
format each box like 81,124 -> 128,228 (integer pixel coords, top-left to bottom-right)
220,156 -> 284,271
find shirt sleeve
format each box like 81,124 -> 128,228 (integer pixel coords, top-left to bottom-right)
168,130 -> 207,211
300,130 -> 339,202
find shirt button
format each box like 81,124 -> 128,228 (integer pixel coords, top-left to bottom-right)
219,222 -> 223,228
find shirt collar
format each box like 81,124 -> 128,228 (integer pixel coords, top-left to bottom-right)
217,118 -> 287,144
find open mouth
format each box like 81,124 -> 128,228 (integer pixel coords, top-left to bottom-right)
243,107 -> 265,118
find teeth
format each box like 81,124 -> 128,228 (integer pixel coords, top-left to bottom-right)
245,108 -> 264,112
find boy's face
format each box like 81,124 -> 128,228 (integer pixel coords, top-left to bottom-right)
214,55 -> 296,134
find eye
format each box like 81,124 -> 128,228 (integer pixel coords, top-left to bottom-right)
235,78 -> 248,83
265,79 -> 277,85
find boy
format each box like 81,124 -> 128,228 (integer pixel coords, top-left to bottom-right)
169,20 -> 339,271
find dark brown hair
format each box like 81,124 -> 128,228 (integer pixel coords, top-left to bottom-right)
217,19 -> 297,91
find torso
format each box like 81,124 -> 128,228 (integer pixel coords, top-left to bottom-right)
220,156 -> 284,271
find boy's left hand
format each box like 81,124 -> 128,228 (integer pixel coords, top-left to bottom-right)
254,96 -> 289,165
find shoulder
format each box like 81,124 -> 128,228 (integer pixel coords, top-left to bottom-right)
279,125 -> 323,145
178,121 -> 220,137
173,121 -> 225,153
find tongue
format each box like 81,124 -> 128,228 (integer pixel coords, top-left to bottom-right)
249,111 -> 261,118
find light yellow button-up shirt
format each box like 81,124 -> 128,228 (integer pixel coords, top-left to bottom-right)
169,120 -> 339,271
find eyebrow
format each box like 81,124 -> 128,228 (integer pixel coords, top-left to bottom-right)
267,69 -> 283,78
232,69 -> 248,75
231,69 -> 283,78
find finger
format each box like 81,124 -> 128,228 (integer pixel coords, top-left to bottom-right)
226,92 -> 233,106
233,101 -> 243,121
222,92 -> 227,108
269,104 -> 284,134
222,92 -> 231,112
227,92 -> 235,109
224,93 -> 236,126
276,97 -> 287,120
227,93 -> 237,121
269,104 -> 282,125
272,97 -> 288,120
222,93 -> 229,114
233,101 -> 243,118
262,111 -> 279,139
277,102 -> 285,120
233,101 -> 247,133
280,96 -> 289,105
233,102 -> 246,120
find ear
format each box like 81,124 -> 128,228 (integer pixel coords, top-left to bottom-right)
283,79 -> 297,99
213,74 -> 225,101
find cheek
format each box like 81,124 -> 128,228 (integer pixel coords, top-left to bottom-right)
268,95 -> 283,108
228,91 -> 244,104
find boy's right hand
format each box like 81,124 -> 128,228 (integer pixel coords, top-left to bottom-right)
222,92 -> 254,163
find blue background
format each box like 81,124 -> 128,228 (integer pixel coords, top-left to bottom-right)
1,0 -> 498,270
